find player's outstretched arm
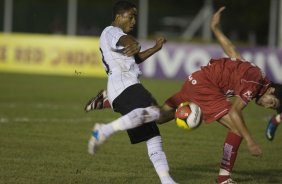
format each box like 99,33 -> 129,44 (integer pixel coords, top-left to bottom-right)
157,103 -> 175,124
119,35 -> 166,64
229,97 -> 262,156
211,7 -> 243,60
134,36 -> 166,64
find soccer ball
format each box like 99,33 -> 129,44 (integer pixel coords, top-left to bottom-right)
175,102 -> 202,130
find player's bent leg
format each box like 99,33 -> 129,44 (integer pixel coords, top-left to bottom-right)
146,136 -> 177,184
217,116 -> 242,184
111,106 -> 160,131
84,90 -> 110,112
216,131 -> 241,184
88,106 -> 161,155
266,113 -> 281,141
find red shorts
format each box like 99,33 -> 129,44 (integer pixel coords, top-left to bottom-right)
165,71 -> 231,123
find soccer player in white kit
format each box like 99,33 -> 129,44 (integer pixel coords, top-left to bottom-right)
87,1 -> 177,184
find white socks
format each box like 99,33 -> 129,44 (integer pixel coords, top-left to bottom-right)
100,106 -> 160,138
147,136 -> 177,184
98,107 -> 176,184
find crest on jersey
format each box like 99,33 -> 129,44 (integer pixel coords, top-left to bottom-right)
243,90 -> 253,101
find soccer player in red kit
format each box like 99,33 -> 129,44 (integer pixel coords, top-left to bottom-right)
161,7 -> 282,184
164,59 -> 267,184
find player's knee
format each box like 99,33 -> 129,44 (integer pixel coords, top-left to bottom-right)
143,106 -> 160,123
128,107 -> 160,124
127,108 -> 146,123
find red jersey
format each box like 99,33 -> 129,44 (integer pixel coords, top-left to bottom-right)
166,58 -> 270,123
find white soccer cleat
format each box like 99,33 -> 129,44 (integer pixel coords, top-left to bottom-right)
88,123 -> 106,155
218,178 -> 237,184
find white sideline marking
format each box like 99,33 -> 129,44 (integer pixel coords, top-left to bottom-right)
0,102 -> 81,110
0,117 -> 114,124
0,118 -> 9,123
0,102 -> 115,124
0,117 -> 91,123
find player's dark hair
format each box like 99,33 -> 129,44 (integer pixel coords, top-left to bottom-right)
112,1 -> 136,21
271,83 -> 282,113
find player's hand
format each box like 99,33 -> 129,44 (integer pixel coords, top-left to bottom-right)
210,6 -> 225,31
123,43 -> 141,57
154,36 -> 166,51
247,141 -> 262,157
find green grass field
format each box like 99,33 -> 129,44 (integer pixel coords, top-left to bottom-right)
0,72 -> 281,184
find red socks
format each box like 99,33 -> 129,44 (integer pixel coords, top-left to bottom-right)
217,131 -> 242,183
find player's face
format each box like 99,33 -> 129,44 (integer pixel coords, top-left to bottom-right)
116,8 -> 137,33
256,94 -> 280,109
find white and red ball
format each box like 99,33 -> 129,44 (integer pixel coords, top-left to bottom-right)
175,102 -> 202,130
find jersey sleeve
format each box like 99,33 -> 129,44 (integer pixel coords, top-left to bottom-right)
237,68 -> 269,104
106,27 -> 127,51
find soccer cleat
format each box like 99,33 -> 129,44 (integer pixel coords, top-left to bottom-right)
84,90 -> 108,112
217,178 -> 237,184
88,123 -> 106,155
266,116 -> 278,141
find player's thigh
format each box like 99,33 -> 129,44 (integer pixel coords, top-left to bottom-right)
113,84 -> 155,114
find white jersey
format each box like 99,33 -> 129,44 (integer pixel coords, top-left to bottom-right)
99,26 -> 142,105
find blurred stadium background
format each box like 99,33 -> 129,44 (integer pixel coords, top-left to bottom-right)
0,0 -> 278,45
1,0 -> 282,184
0,0 -> 281,81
